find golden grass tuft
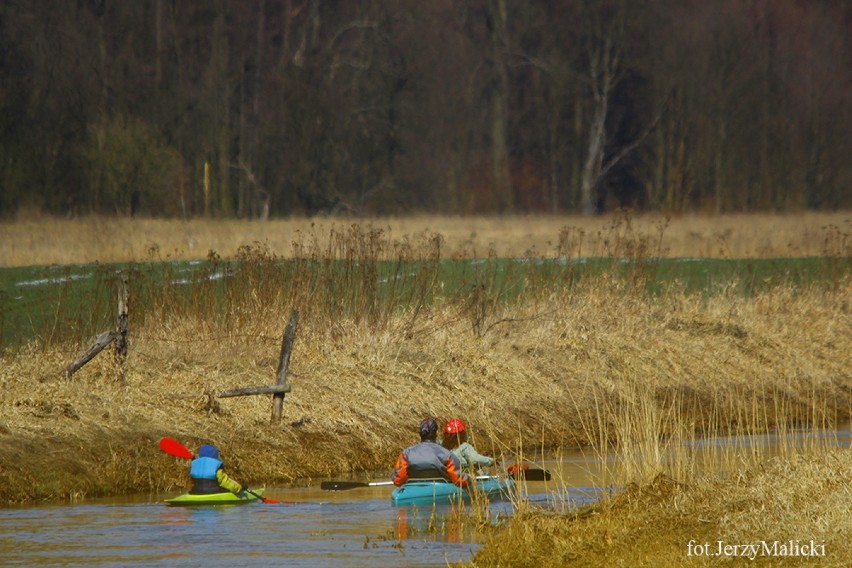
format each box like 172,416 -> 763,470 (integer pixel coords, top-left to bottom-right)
468,450 -> 852,567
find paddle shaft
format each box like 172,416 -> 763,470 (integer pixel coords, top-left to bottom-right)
321,475 -> 495,491
243,487 -> 291,504
320,480 -> 394,490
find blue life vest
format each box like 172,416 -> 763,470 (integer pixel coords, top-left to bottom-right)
191,456 -> 223,479
189,456 -> 225,493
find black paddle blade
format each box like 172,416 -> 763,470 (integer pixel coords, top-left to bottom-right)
522,468 -> 552,481
508,467 -> 552,481
320,481 -> 369,491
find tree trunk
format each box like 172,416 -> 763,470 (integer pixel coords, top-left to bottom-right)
210,0 -> 231,216
154,0 -> 163,85
714,116 -> 726,213
250,0 -> 266,218
577,0 -> 625,216
488,0 -> 512,211
580,33 -> 616,215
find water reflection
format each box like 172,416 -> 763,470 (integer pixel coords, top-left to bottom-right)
0,499 -> 493,567
395,506 -> 465,542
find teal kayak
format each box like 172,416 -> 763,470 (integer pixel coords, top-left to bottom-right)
165,487 -> 264,506
391,478 -> 515,507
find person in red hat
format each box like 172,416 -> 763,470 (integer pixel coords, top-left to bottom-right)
392,417 -> 471,487
442,418 -> 495,473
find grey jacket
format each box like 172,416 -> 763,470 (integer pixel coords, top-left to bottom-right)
392,441 -> 471,486
452,442 -> 495,469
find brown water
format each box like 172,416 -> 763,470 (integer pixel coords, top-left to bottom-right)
1,426 -> 848,567
0,488 -> 530,567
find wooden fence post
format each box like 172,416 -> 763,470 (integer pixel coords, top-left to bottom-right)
272,309 -> 299,421
65,273 -> 129,380
65,331 -> 118,379
180,309 -> 300,421
115,275 -> 129,385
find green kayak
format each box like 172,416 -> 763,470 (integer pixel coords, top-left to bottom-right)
165,487 -> 264,506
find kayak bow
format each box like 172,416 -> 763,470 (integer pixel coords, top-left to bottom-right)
165,487 -> 265,506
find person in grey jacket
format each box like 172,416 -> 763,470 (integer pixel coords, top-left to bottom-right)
392,417 -> 471,487
442,418 -> 495,472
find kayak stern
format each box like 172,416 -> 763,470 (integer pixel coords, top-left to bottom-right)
391,478 -> 514,507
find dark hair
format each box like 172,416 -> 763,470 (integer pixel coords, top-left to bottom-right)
419,417 -> 438,441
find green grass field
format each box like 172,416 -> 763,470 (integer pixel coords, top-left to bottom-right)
2,255 -> 848,350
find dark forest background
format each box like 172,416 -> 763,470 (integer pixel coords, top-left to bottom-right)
0,0 -> 849,219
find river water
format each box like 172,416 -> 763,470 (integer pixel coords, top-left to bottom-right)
0,486 -> 538,567
1,426 -> 848,567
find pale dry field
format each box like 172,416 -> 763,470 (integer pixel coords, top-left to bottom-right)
1,211 -> 850,266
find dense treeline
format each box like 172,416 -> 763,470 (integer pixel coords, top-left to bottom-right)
0,0 -> 848,218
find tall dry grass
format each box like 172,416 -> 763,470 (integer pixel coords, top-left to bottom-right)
1,255 -> 848,502
0,211 -> 849,267
469,449 -> 852,567
0,208 -> 849,552
468,348 -> 848,564
563,368 -> 846,492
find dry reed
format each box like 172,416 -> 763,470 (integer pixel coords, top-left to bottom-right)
1,211 -> 849,267
0,265 -> 847,503
469,449 -> 851,566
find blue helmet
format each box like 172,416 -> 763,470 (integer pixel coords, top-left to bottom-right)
198,444 -> 219,459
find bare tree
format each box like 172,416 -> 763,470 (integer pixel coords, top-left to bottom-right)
487,0 -> 512,211
577,0 -> 624,214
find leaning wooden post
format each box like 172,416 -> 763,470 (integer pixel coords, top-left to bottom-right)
114,275 -> 129,385
271,309 -> 299,422
65,331 -> 118,378
65,274 -> 128,380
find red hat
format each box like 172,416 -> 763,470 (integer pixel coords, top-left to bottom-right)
444,418 -> 466,435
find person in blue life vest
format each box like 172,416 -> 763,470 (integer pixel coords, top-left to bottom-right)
392,417 -> 471,487
442,418 -> 495,473
190,444 -> 245,495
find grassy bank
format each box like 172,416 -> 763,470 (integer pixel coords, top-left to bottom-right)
468,449 -> 852,567
0,273 -> 848,503
0,210 -> 849,568
2,255 -> 845,350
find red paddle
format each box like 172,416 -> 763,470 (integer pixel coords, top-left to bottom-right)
158,437 -> 290,504
159,437 -> 193,459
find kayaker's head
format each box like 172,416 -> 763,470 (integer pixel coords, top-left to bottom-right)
442,418 -> 467,449
419,417 -> 439,442
444,418 -> 466,437
198,444 -> 219,459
